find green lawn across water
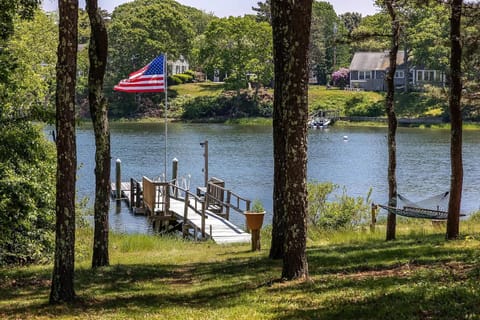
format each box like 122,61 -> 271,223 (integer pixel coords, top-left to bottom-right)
2,220 -> 480,319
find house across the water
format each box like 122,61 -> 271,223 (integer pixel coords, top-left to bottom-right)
348,51 -> 446,91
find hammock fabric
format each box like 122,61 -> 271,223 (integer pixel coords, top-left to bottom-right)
378,204 -> 449,220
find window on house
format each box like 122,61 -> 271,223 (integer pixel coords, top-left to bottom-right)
358,71 -> 371,80
417,70 -> 437,81
395,70 -> 404,78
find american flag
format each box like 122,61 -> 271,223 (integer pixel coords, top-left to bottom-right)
114,55 -> 166,93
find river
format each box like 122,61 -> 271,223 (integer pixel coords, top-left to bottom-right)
75,122 -> 480,233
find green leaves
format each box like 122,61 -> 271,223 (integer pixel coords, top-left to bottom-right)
0,123 -> 56,265
197,16 -> 273,89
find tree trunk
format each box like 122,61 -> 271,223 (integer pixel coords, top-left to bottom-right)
87,0 -> 110,267
385,0 -> 399,241
269,98 -> 286,259
446,0 -> 463,240
269,1 -> 287,258
50,0 -> 78,304
271,0 -> 312,280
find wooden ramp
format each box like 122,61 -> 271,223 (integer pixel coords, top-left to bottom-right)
169,199 -> 250,244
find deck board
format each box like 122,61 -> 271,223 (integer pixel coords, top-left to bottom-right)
170,198 -> 250,244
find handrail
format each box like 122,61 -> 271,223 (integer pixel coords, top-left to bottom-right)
170,183 -> 206,239
142,177 -> 170,216
206,182 -> 251,215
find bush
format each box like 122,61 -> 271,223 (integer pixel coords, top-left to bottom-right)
175,73 -> 194,83
332,68 -> 350,89
307,181 -> 372,231
168,75 -> 183,86
0,122 -> 56,265
344,94 -> 384,117
180,90 -> 273,120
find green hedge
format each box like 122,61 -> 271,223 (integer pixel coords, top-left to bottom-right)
0,122 -> 56,265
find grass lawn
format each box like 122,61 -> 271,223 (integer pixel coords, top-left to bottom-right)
2,222 -> 480,319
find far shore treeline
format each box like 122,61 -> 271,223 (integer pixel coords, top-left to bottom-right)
19,0 -> 478,123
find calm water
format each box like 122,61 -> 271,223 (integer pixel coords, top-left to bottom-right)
75,122 -> 480,233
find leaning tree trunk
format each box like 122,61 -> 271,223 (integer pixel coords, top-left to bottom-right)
271,0 -> 312,280
385,0 -> 400,241
50,0 -> 78,304
87,0 -> 110,267
446,0 -> 463,240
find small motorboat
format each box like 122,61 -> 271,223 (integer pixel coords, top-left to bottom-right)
309,117 -> 331,129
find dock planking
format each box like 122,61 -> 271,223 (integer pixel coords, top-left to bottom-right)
169,199 -> 250,244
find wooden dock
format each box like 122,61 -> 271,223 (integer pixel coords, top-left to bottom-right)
169,198 -> 250,244
111,179 -> 251,244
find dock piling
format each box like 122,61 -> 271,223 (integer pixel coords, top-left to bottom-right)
116,159 -> 122,199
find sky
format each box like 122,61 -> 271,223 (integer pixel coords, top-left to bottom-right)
41,0 -> 379,17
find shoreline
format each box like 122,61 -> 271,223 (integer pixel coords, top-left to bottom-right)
76,117 -> 480,130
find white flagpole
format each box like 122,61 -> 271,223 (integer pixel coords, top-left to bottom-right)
164,53 -> 168,180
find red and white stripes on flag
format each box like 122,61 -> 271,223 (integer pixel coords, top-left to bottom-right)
114,55 -> 166,93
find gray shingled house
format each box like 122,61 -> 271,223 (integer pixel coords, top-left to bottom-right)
349,51 -> 445,91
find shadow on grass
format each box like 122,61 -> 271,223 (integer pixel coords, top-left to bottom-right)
2,233 -> 480,319
1,255 -> 280,317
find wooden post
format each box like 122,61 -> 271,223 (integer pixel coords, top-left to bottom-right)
183,192 -> 189,238
252,229 -> 261,251
129,178 -> 134,209
136,180 -> 141,208
209,224 -> 213,240
116,159 -> 122,199
200,140 -> 208,187
370,203 -> 378,233
201,200 -> 206,239
172,158 -> 178,198
226,190 -> 231,221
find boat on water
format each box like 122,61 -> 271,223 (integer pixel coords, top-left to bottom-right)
309,117 -> 331,129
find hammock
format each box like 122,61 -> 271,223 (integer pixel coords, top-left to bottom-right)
378,204 -> 449,220
377,192 -> 464,220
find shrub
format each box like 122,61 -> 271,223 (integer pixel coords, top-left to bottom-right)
184,70 -> 196,78
168,75 -> 183,86
332,68 -> 350,89
307,181 -> 372,231
175,73 -> 194,83
0,122 -> 56,265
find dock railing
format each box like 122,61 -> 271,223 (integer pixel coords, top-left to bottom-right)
205,181 -> 251,220
130,178 -> 142,209
142,176 -> 170,216
170,184 -> 207,239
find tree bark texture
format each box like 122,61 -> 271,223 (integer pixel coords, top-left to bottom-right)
269,2 -> 287,260
87,0 -> 111,267
385,0 -> 399,241
446,0 -> 463,240
50,0 -> 78,304
271,0 -> 312,281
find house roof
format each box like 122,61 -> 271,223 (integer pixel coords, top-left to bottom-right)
349,51 -> 405,70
